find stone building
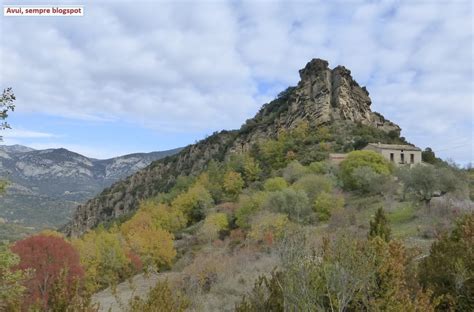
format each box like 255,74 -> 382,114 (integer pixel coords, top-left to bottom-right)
363,143 -> 422,165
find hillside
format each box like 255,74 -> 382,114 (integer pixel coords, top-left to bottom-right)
4,58 -> 472,312
64,58 -> 403,236
0,145 -> 182,231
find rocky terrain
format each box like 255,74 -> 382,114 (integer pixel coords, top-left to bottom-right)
63,58 -> 401,236
0,145 -> 181,229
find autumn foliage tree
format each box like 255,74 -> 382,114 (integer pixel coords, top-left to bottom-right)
72,226 -> 136,292
10,234 -> 85,310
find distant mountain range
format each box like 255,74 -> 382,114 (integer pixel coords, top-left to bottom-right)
0,145 -> 182,229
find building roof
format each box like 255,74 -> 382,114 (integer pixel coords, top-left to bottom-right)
365,143 -> 421,151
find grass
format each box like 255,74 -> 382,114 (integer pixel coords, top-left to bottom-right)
388,202 -> 416,224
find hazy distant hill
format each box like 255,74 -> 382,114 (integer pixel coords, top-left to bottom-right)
0,145 -> 182,229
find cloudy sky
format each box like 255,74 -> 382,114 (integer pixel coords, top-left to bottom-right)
0,0 -> 472,164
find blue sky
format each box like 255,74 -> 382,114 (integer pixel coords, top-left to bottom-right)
0,0 -> 473,164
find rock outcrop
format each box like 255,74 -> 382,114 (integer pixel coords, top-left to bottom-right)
63,58 -> 401,236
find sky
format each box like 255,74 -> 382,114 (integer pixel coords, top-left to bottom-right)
0,0 -> 473,164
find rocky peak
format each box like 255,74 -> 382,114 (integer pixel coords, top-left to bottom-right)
298,58 -> 330,81
288,59 -> 400,132
63,58 -> 402,237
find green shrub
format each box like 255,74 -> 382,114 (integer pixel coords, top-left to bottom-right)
128,280 -> 189,312
340,151 -> 393,190
419,214 -> 474,311
263,188 -> 311,223
313,192 -> 345,222
282,161 -> 309,183
263,177 -> 288,192
235,192 -> 268,229
292,174 -> 333,201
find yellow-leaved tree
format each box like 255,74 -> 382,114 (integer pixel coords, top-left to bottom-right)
171,184 -> 213,222
72,225 -> 133,292
223,170 -> 245,201
121,209 -> 176,269
199,212 -> 229,242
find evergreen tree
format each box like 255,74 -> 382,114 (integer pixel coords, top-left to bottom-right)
369,207 -> 391,242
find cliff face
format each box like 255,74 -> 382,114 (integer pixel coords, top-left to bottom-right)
63,58 -> 400,237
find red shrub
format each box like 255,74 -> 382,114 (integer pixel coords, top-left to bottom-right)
11,234 -> 84,309
127,250 -> 143,272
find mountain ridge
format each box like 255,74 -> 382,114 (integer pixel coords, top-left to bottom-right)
63,58 -> 403,236
0,145 -> 182,229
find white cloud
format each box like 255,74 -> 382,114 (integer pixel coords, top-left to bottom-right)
2,128 -> 57,139
0,0 -> 472,163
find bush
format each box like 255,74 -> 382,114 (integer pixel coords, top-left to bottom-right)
292,174 -> 333,201
171,184 -> 214,223
200,213 -> 229,242
419,214 -> 474,310
351,166 -> 390,194
263,177 -> 288,192
263,188 -> 311,223
0,245 -> 30,310
235,192 -> 268,229
282,161 -> 309,183
128,280 -> 189,312
249,212 -> 289,244
340,150 -> 393,190
313,192 -> 345,222
308,161 -> 330,175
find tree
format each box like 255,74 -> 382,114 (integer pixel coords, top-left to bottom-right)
121,214 -> 176,269
369,208 -> 391,242
263,188 -> 311,223
125,200 -> 187,234
422,147 -> 437,164
282,161 -> 308,183
227,153 -> 262,184
72,226 -> 134,292
263,177 -> 288,192
235,191 -> 268,229
10,234 -> 84,310
292,174 -> 333,201
223,170 -> 245,200
0,244 -> 30,311
419,214 -> 474,310
0,87 -> 16,140
351,166 -> 390,194
0,88 -> 16,195
171,184 -> 214,223
340,150 -> 393,190
397,164 -> 439,208
313,192 -> 345,222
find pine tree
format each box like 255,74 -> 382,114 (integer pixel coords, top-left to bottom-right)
369,207 -> 391,242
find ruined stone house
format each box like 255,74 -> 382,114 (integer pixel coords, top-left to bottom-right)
363,143 -> 422,165
329,143 -> 422,166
